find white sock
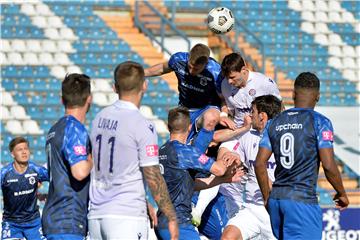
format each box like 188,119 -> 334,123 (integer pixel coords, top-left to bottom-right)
195,185 -> 220,216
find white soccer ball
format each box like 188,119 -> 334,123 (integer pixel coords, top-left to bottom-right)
207,7 -> 235,34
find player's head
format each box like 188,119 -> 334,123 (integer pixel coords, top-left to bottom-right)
168,106 -> 191,134
9,137 -> 30,164
62,73 -> 92,112
251,95 -> 282,131
114,61 -> 146,98
293,72 -> 320,108
221,53 -> 247,88
188,44 -> 210,76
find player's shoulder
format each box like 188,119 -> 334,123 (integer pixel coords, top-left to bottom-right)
65,115 -> 87,132
311,110 -> 332,125
1,163 -> 13,177
170,52 -> 189,62
28,161 -> 45,171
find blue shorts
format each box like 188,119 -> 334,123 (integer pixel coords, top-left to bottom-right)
45,234 -> 84,240
188,105 -> 219,142
1,217 -> 45,240
193,192 -> 228,240
268,198 -> 322,240
156,224 -> 199,240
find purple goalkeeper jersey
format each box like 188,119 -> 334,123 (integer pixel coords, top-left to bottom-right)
88,100 -> 159,219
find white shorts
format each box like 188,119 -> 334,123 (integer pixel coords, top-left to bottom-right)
226,204 -> 276,240
88,216 -> 149,240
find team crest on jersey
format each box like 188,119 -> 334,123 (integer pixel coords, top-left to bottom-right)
198,154 -> 209,164
200,77 -> 208,86
248,89 -> 256,96
29,176 -> 36,185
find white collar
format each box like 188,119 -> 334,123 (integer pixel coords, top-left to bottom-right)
113,99 -> 139,110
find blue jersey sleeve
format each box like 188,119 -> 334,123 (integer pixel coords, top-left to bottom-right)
178,145 -> 215,172
62,121 -> 90,166
168,52 -> 188,71
314,113 -> 334,149
32,163 -> 49,182
259,120 -> 273,151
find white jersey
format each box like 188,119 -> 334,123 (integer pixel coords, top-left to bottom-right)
88,100 -> 159,220
221,71 -> 281,127
220,129 -> 276,206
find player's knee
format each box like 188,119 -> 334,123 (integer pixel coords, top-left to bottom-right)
202,109 -> 220,130
221,225 -> 242,240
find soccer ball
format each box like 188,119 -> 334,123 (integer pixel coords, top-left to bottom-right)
207,7 -> 235,34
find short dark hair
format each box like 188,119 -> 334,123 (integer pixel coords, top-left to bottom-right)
221,52 -> 246,78
62,73 -> 91,108
9,137 -> 29,152
168,106 -> 190,133
189,44 -> 210,66
252,95 -> 282,119
114,61 -> 144,94
294,72 -> 320,90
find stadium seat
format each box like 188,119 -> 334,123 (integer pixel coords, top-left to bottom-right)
153,119 -> 169,135
50,66 -> 66,79
48,16 -> 64,28
315,1 -> 328,11
342,11 -> 356,23
54,53 -> 71,65
0,52 -> 7,65
59,28 -> 77,40
10,105 -> 29,120
1,40 -> 11,52
39,53 -> 54,65
93,92 -> 108,106
23,119 -> 44,135
57,40 -> 75,53
0,91 -> 15,107
328,34 -> 343,45
314,34 -> 329,45
107,93 -> 118,105
328,1 -> 342,12
35,4 -> 52,16
301,22 -> 315,34
6,120 -> 26,135
0,106 -> 12,120
44,28 -> 60,40
328,57 -> 342,68
328,12 -> 342,23
328,46 -> 342,56
42,40 -> 57,52
23,52 -> 39,65
315,12 -> 328,23
288,0 -> 301,11
140,105 -> 157,119
11,39 -> 26,52
343,57 -> 356,69
301,11 -> 315,22
33,16 -> 47,28
20,3 -> 37,16
315,23 -> 329,33
8,52 -> 24,65
67,65 -> 82,74
342,46 -> 356,57
27,40 -> 42,53
301,1 -> 315,11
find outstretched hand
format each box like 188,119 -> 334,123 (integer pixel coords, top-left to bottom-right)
222,162 -> 246,183
222,151 -> 241,167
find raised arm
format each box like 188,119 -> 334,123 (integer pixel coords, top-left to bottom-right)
320,148 -> 349,210
142,165 -> 179,239
255,147 -> 272,206
144,62 -> 172,77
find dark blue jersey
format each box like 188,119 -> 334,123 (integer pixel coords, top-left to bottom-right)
259,108 -> 334,204
1,162 -> 48,223
168,52 -> 222,109
157,140 -> 214,228
42,115 -> 91,236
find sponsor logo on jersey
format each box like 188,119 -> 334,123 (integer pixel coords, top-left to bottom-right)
14,188 -> 34,196
73,145 -> 87,155
249,89 -> 256,96
275,123 -> 303,131
322,131 -> 334,141
25,173 -> 37,178
148,124 -> 154,133
7,179 -> 18,183
233,142 -> 240,151
198,154 -> 209,164
146,145 -> 159,157
287,111 -> 299,115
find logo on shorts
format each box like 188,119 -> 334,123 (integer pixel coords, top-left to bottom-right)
146,145 -> 159,157
29,176 -> 36,185
198,154 -> 209,164
249,89 -> 256,96
322,131 -> 333,141
73,145 -> 86,155
137,232 -> 142,240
